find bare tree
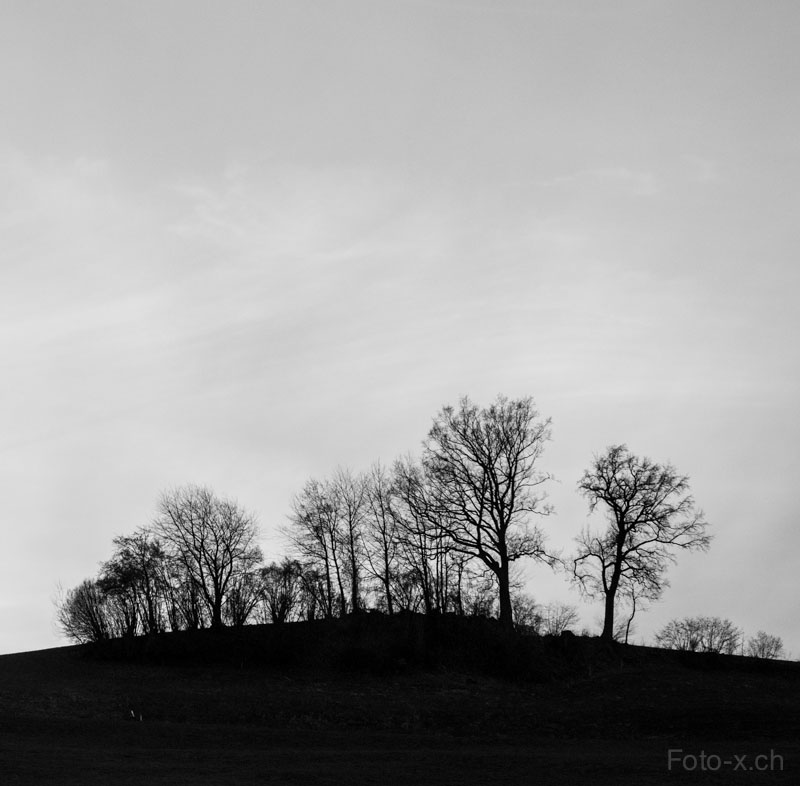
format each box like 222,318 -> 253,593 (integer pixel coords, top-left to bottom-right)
655,616 -> 742,654
258,558 -> 305,623
391,455 -> 463,614
391,455 -> 437,614
163,556 -> 208,630
296,563 -> 330,621
287,477 -> 346,617
99,530 -> 168,636
511,592 -> 540,632
362,461 -> 401,614
55,579 -> 113,643
153,485 -> 262,629
331,467 -> 367,614
746,630 -> 785,659
423,395 -> 555,629
539,602 -> 580,635
573,445 -> 711,642
224,569 -> 262,627
455,563 -> 497,617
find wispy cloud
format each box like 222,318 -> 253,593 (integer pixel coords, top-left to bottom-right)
541,166 -> 659,196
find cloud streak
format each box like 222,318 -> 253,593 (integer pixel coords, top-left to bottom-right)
541,165 -> 660,196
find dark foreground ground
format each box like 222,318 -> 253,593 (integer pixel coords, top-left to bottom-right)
2,621 -> 799,784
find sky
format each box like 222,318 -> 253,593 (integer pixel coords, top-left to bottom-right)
1,0 -> 798,655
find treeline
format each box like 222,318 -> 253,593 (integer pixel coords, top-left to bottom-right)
55,393 -> 785,658
57,395 -> 557,643
54,467 -> 578,642
655,616 -> 785,659
56,485 -> 263,642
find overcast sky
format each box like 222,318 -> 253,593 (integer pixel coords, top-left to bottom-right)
1,0 -> 798,655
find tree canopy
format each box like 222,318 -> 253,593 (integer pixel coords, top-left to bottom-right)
573,445 -> 711,641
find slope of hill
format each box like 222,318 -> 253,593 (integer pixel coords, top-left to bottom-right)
2,616 -> 799,784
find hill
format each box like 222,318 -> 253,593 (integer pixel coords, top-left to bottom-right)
2,616 -> 799,784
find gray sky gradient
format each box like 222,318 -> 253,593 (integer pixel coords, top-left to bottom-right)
1,0 -> 798,654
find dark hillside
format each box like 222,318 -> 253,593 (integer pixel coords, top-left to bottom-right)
89,613 -> 625,679
2,619 -> 800,784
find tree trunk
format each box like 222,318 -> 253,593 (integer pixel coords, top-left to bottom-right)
350,552 -> 360,614
323,561 -> 334,619
383,574 -> 394,615
211,603 -> 224,629
601,534 -> 625,641
497,563 -> 514,630
382,545 -> 394,615
420,566 -> 433,615
601,588 -> 616,641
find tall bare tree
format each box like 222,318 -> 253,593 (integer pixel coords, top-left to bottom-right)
423,394 -> 555,629
153,485 -> 262,629
363,461 -> 400,614
391,454 -> 458,614
287,477 -> 346,617
99,530 -> 168,636
331,467 -> 367,614
573,445 -> 711,642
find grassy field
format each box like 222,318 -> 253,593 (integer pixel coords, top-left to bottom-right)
2,619 -> 799,784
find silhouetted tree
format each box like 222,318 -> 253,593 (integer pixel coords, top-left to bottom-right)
153,485 -> 262,629
454,563 -> 497,617
573,445 -> 711,642
391,455 -> 464,614
746,630 -> 784,659
55,579 -> 113,643
655,616 -> 741,654
99,531 -> 168,636
362,461 -> 401,614
288,477 -> 347,617
511,592 -> 540,632
162,556 -> 208,630
224,569 -> 262,627
96,574 -> 139,638
296,563 -> 330,620
423,395 -> 555,629
258,558 -> 305,623
391,455 -> 437,613
539,602 -> 580,635
331,467 -> 367,614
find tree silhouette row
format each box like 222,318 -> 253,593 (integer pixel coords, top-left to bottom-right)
57,393 -> 727,649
